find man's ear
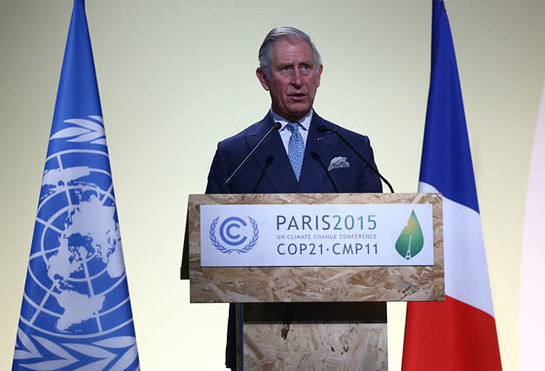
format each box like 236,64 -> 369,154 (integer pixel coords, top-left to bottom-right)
256,67 -> 270,91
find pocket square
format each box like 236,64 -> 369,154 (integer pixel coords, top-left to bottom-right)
327,156 -> 350,171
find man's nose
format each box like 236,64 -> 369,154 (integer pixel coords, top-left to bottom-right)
291,69 -> 303,87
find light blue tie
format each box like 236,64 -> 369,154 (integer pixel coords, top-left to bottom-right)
287,122 -> 304,181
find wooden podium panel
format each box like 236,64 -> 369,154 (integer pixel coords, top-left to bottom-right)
244,322 -> 387,370
183,193 -> 443,370
187,193 -> 444,303
242,302 -> 387,370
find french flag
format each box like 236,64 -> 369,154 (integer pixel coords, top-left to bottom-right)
402,1 -> 502,369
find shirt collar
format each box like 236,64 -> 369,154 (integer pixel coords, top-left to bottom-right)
270,109 -> 313,132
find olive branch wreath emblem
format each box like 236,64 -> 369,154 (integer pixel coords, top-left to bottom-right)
14,329 -> 138,370
209,217 -> 259,254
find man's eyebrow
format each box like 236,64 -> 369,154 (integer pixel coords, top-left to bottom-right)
277,62 -> 293,68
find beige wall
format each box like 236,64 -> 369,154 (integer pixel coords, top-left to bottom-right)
1,0 -> 544,369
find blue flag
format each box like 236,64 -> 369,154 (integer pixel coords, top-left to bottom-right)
418,0 -> 479,213
13,1 -> 139,369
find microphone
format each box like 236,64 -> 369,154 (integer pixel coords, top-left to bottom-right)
311,151 -> 339,193
316,125 -> 394,193
223,122 -> 281,187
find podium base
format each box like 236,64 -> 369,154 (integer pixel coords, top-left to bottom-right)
238,302 -> 387,370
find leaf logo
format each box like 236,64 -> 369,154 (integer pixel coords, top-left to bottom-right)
395,210 -> 424,259
50,115 -> 106,145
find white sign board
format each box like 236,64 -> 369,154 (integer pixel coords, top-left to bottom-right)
200,203 -> 434,267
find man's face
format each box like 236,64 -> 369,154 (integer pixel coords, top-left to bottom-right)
257,38 -> 323,122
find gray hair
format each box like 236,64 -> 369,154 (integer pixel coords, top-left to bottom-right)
258,26 -> 322,78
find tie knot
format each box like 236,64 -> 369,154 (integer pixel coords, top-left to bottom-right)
286,122 -> 299,133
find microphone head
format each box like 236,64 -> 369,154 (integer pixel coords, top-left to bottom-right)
316,125 -> 327,133
273,122 -> 282,130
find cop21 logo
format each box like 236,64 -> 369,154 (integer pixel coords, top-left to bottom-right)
209,216 -> 259,254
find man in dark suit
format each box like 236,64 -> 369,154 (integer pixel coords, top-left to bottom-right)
206,27 -> 382,194
205,26 -> 383,369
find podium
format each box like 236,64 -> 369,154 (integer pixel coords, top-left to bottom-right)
181,193 -> 443,370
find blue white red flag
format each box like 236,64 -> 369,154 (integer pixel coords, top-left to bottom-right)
13,1 -> 139,369
402,1 -> 502,369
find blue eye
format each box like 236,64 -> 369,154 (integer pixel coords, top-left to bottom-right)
278,65 -> 293,75
299,64 -> 312,74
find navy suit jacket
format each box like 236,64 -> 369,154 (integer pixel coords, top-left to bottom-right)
206,111 -> 382,194
204,111 -> 382,369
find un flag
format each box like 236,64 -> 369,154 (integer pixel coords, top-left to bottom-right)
13,1 -> 139,370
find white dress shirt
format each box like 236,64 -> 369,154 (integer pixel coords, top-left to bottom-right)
270,109 -> 313,155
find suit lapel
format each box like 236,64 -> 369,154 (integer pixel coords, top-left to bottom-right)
245,113 -> 298,192
242,112 -> 341,193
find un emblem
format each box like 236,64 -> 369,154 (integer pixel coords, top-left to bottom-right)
209,216 -> 259,254
14,116 -> 137,369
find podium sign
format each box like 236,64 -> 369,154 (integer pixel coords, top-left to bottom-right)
187,193 -> 444,304
201,203 -> 434,267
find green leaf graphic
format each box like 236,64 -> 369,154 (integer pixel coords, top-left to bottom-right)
395,210 -> 424,259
